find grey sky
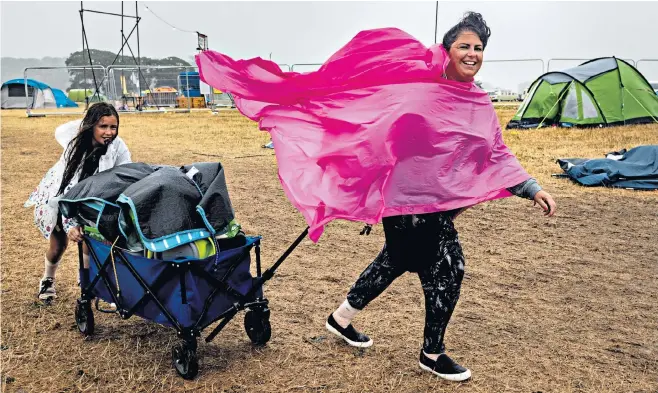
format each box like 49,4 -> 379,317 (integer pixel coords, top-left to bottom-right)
2,1 -> 658,90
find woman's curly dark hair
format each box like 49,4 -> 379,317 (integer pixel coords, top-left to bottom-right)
442,11 -> 491,50
56,102 -> 119,196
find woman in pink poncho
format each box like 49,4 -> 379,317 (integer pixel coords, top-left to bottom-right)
325,13 -> 556,382
196,10 -> 557,383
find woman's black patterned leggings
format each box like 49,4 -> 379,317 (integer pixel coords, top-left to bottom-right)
346,211 -> 465,354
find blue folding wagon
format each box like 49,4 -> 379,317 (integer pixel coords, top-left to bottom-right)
59,162 -> 308,379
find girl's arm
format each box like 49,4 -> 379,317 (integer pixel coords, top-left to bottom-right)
113,138 -> 132,166
55,119 -> 83,148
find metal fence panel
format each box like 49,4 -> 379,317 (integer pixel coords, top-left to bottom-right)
547,57 -> 636,71
22,66 -> 107,117
106,65 -> 200,113
637,59 -> 658,83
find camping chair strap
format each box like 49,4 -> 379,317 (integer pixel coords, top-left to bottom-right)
623,87 -> 658,124
536,82 -> 572,129
110,237 -> 121,294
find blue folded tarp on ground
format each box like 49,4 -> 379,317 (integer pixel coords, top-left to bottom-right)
556,145 -> 658,190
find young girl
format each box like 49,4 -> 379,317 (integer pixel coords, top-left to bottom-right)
25,102 -> 131,301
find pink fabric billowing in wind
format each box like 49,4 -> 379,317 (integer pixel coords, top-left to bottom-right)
196,28 -> 530,241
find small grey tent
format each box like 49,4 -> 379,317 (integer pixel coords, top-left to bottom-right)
1,79 -> 77,109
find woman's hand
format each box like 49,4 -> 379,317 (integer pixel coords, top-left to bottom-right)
533,190 -> 556,217
67,226 -> 84,243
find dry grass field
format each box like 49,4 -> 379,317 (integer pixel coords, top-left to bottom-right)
1,108 -> 657,393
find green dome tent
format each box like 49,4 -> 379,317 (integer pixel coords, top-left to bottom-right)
68,89 -> 107,103
507,57 -> 658,129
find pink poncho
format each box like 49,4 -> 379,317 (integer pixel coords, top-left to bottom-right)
196,28 -> 530,241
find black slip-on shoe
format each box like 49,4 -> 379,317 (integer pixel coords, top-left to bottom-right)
419,350 -> 471,382
325,314 -> 373,348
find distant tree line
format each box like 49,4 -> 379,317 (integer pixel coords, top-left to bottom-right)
65,49 -> 192,93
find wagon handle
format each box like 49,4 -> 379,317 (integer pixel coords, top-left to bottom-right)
205,227 -> 309,343
255,227 -> 309,285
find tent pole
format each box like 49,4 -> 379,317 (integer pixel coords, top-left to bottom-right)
121,1 -> 124,102
434,2 -> 438,44
81,1 -> 88,110
135,1 -> 142,108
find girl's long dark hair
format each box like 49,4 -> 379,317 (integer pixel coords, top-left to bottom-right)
56,102 -> 119,196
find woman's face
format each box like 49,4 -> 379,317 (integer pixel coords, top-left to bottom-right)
445,31 -> 484,82
92,115 -> 118,146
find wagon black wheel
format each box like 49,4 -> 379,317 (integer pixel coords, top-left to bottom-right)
172,342 -> 198,380
75,299 -> 95,336
244,307 -> 271,346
